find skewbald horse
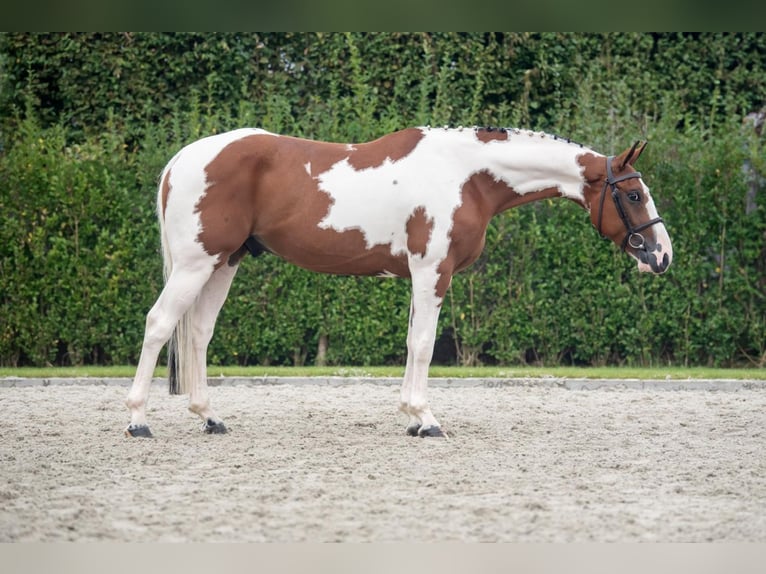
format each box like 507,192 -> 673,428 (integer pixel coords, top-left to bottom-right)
126,126 -> 672,438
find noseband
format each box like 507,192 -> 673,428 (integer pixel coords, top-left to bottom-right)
596,156 -> 664,251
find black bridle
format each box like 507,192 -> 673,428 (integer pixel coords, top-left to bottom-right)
596,156 -> 664,251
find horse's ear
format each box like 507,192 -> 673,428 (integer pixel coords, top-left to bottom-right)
632,141 -> 648,165
617,140 -> 647,170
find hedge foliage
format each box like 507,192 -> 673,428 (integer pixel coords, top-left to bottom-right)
0,32 -> 764,368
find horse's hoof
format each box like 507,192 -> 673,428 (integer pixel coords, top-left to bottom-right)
125,424 -> 153,438
406,423 -> 421,437
419,425 -> 447,438
204,419 -> 228,434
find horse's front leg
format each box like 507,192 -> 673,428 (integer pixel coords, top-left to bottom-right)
400,265 -> 448,438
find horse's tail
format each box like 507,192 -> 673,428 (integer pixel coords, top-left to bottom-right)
157,155 -> 196,397
167,306 -> 195,396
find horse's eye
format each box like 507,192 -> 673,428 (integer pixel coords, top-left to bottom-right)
627,190 -> 641,203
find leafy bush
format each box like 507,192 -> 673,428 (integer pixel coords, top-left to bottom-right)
1,33 -> 763,367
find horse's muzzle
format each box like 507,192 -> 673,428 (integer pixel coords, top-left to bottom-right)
637,246 -> 671,274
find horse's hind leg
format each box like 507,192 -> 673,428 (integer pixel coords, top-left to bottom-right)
125,265 -> 214,437
186,262 -> 239,433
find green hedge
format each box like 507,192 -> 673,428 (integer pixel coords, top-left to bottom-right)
1,33 -> 764,367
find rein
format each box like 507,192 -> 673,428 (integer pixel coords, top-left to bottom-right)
596,156 -> 664,251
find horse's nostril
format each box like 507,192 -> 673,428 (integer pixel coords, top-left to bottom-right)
652,252 -> 670,273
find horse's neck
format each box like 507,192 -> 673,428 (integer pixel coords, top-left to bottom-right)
441,128 -> 593,216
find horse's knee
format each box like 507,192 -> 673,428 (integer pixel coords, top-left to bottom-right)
407,338 -> 435,364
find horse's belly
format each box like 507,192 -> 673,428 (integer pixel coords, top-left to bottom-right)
260,227 -> 412,278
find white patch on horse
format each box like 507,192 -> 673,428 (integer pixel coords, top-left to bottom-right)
304,162 -> 312,176
637,180 -> 673,270
316,128 -> 590,263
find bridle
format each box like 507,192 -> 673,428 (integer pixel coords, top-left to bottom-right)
596,156 -> 664,251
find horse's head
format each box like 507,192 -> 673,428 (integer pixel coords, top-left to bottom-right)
583,142 -> 672,274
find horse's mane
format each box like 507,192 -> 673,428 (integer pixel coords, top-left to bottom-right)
423,124 -> 590,150
477,126 -> 589,149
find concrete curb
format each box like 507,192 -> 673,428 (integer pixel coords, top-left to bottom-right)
1,376 -> 764,391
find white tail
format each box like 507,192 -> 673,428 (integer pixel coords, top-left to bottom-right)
167,308 -> 196,395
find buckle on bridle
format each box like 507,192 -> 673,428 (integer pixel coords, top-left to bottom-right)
627,232 -> 645,250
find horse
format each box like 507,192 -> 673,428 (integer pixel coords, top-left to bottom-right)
125,126 -> 673,438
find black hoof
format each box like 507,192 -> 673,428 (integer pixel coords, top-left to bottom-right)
406,423 -> 421,437
126,424 -> 153,438
419,425 -> 447,438
204,419 -> 228,434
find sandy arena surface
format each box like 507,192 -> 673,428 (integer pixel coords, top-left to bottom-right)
1,380 -> 764,542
